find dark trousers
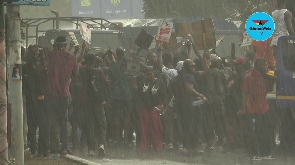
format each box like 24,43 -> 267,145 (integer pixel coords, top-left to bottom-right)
246,111 -> 273,157
131,99 -> 141,147
83,104 -> 107,151
206,101 -> 226,146
281,108 -> 295,153
177,103 -> 199,150
224,113 -> 238,149
162,107 -> 175,144
173,116 -> 183,146
70,99 -> 84,148
112,99 -> 133,144
202,104 -> 216,146
44,95 -> 68,153
26,95 -> 46,154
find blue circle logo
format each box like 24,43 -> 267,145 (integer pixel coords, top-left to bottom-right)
245,12 -> 275,41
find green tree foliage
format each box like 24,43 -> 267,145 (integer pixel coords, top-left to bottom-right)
142,0 -> 277,22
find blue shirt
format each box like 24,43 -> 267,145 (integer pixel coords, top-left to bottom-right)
110,60 -> 133,100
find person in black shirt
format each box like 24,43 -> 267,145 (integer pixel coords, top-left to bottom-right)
203,54 -> 227,150
109,48 -> 134,148
138,66 -> 166,153
23,45 -> 47,156
174,59 -> 207,154
95,52 -> 113,144
226,57 -> 249,150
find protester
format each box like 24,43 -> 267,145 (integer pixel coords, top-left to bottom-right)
44,36 -> 79,155
239,58 -> 275,161
69,42 -> 85,151
138,66 -> 166,153
109,47 -> 134,148
225,57 -> 248,150
271,0 -> 295,56
202,54 -> 227,151
169,61 -> 184,151
79,53 -> 108,156
159,52 -> 178,149
174,59 -> 207,154
96,51 -> 113,145
23,45 -> 47,156
252,36 -> 275,69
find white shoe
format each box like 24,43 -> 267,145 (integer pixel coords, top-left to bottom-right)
261,156 -> 274,160
252,156 -> 261,161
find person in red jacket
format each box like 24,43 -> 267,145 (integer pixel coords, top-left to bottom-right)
252,37 -> 275,70
239,58 -> 274,161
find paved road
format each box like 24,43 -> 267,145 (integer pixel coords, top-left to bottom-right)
73,147 -> 295,165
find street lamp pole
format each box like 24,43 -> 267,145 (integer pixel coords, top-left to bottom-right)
6,3 -> 24,165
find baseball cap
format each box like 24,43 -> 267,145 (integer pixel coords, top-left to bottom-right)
233,57 -> 247,65
54,36 -> 67,44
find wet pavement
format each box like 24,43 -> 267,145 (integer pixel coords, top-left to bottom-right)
72,147 -> 295,165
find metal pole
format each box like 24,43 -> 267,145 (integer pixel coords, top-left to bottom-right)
25,26 -> 28,48
6,4 -> 24,165
0,0 -> 8,164
50,10 -> 59,29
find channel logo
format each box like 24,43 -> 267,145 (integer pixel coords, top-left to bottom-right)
252,20 -> 268,26
245,12 -> 275,41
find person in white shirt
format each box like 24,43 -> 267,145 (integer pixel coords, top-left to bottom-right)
159,51 -> 178,150
271,0 -> 295,56
161,52 -> 178,86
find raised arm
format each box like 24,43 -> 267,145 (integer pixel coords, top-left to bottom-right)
192,43 -> 202,59
157,43 -> 164,68
68,41 -> 74,52
198,50 -> 211,78
77,41 -> 88,63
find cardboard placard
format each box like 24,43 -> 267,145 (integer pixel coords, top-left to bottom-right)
191,19 -> 215,33
179,18 -> 216,50
135,29 -> 154,50
156,21 -> 173,42
179,23 -> 193,38
125,58 -> 141,76
192,32 -> 216,50
69,32 -> 79,46
79,25 -> 91,44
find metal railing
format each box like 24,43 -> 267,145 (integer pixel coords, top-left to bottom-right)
22,16 -> 122,48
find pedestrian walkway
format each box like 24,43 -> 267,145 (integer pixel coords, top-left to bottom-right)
71,148 -> 295,165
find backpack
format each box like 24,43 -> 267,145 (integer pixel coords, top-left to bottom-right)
90,68 -> 108,103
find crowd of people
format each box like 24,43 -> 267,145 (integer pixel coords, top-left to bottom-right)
22,0 -> 295,162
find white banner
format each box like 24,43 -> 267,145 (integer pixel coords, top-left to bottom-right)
240,32 -> 252,47
156,21 -> 173,43
79,25 -> 91,44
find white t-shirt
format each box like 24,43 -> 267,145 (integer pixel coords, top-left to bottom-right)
271,9 -> 289,46
162,66 -> 178,87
